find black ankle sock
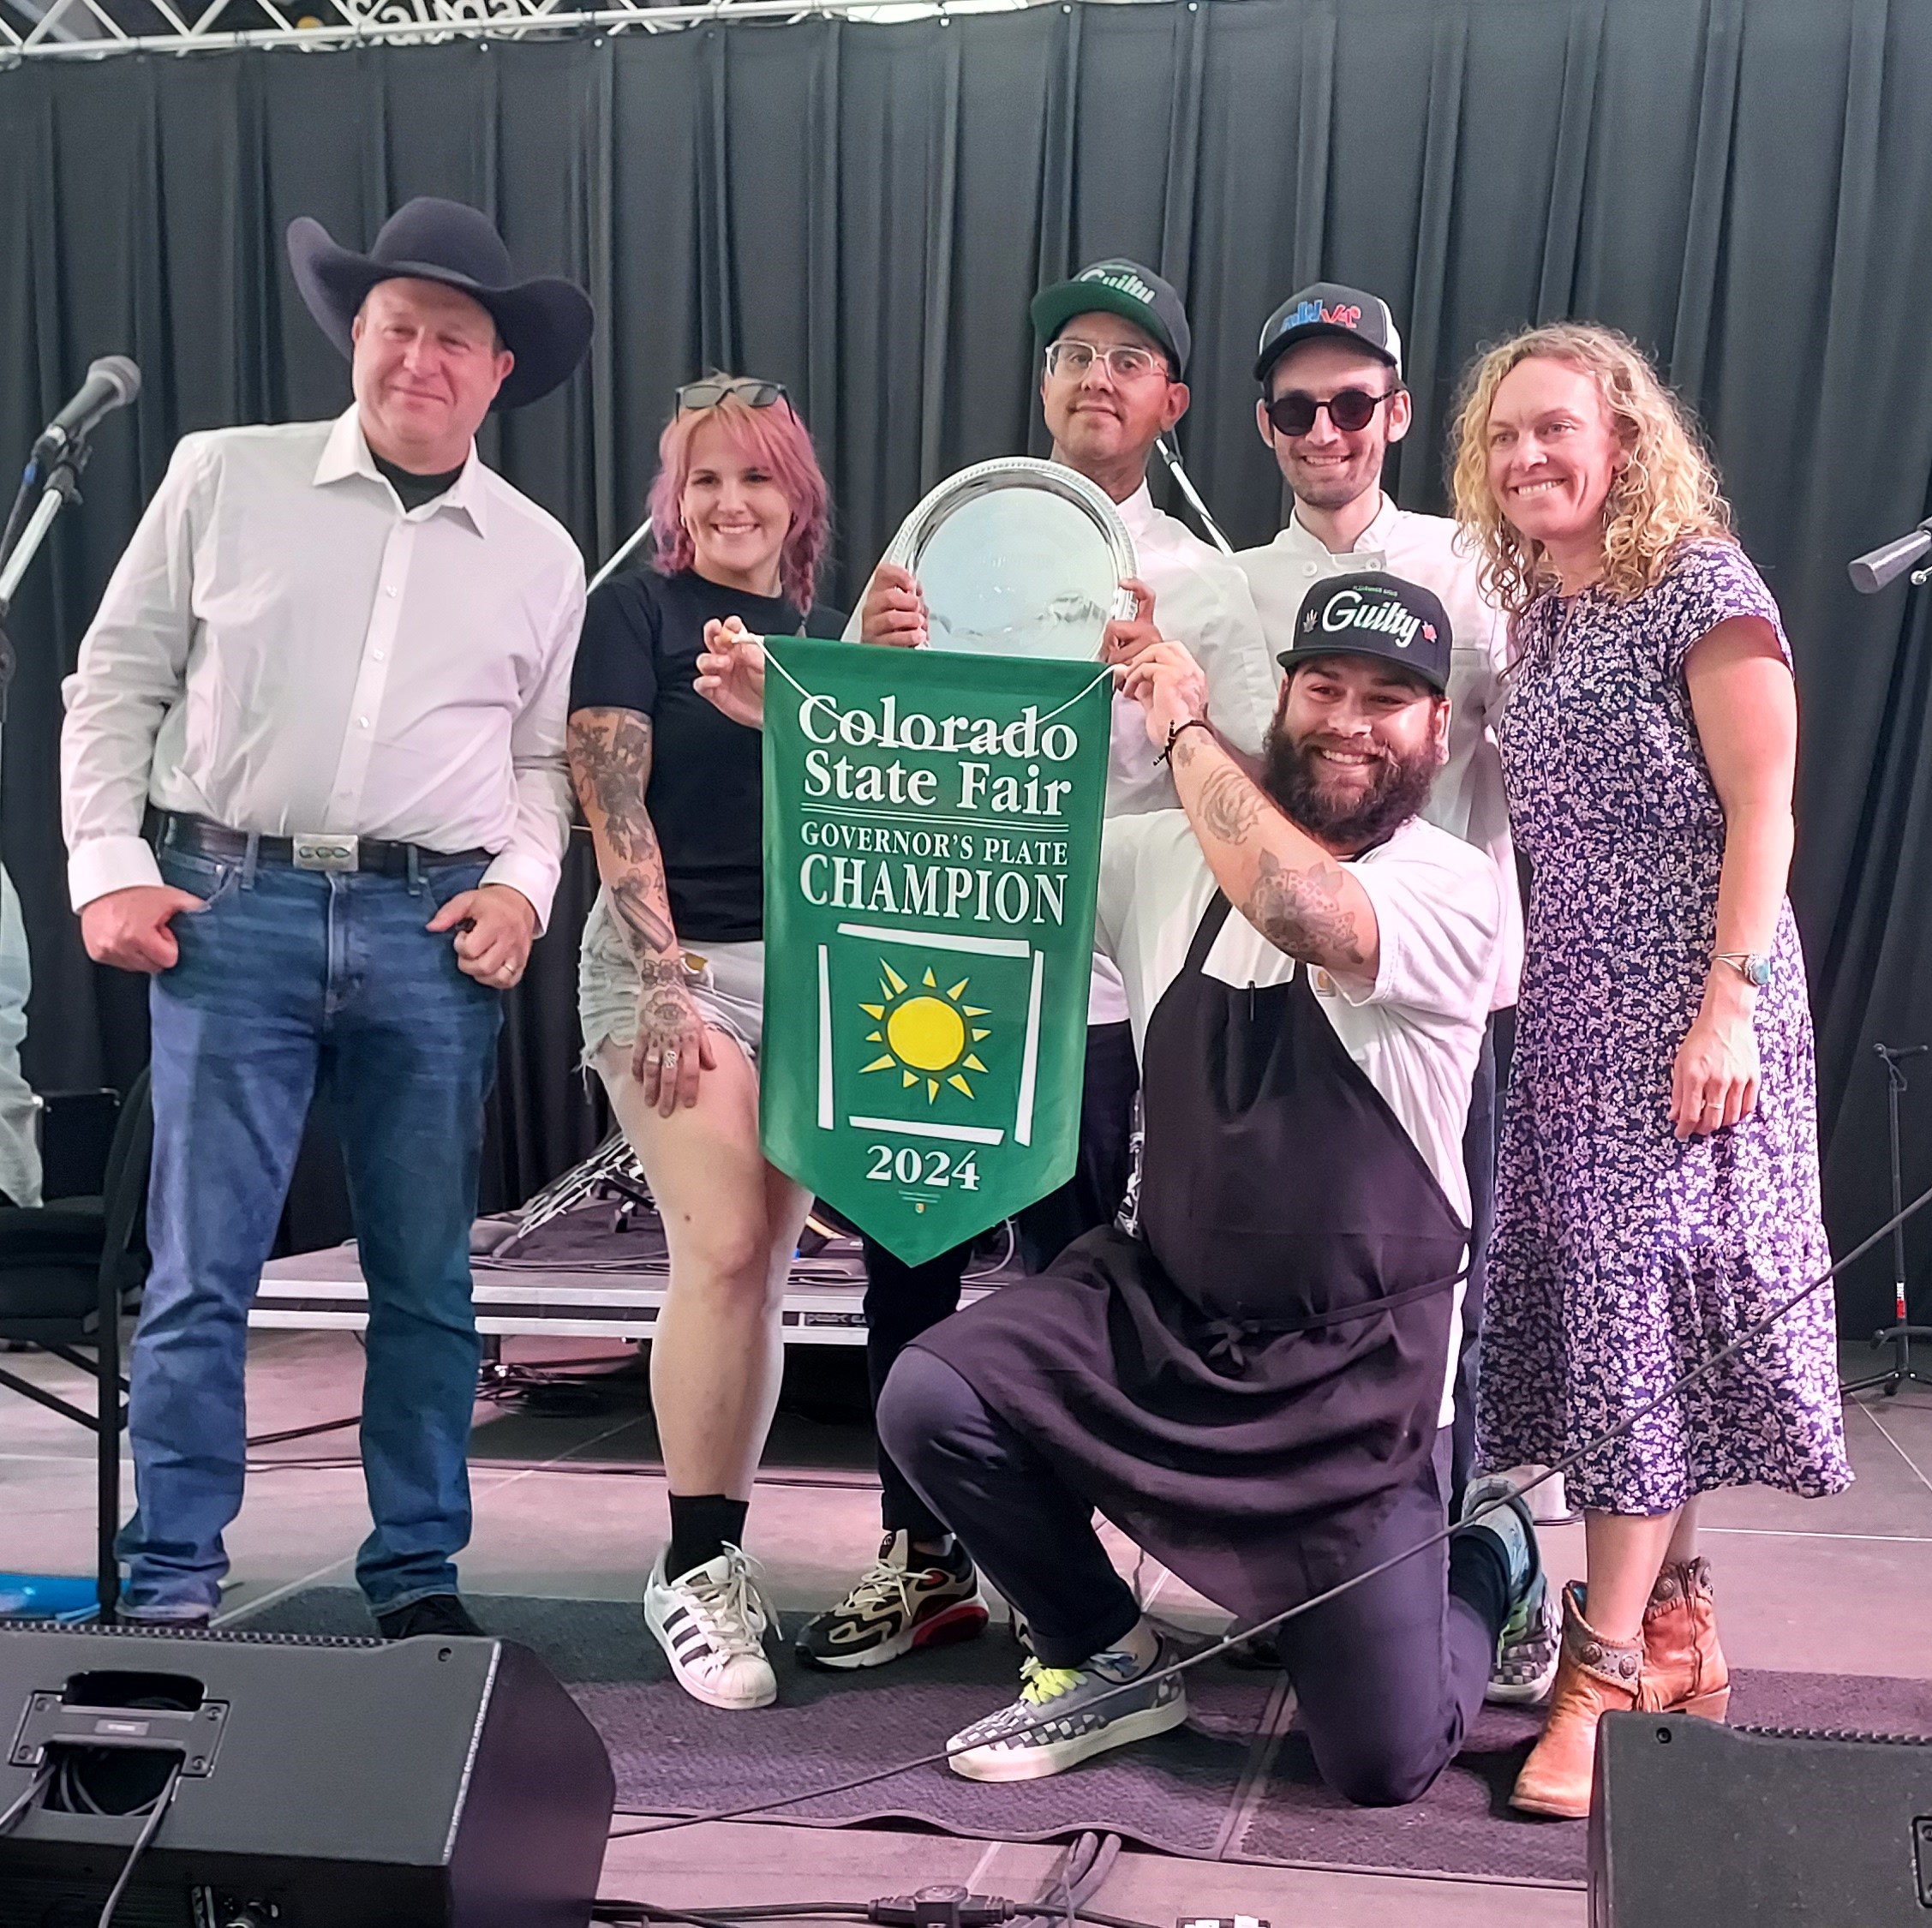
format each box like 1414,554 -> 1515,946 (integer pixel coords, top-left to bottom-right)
913,1533 -> 972,1575
667,1493 -> 749,1579
1448,1528 -> 1514,1640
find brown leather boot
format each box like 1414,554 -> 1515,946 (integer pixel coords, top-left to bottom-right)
1510,1583 -> 1643,1819
1640,1556 -> 1731,1721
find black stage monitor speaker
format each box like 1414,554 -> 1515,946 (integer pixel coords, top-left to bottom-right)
1590,1710 -> 1932,1926
0,1621 -> 614,1927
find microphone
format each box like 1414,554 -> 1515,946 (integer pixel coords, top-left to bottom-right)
31,356 -> 141,463
1847,519 -> 1932,595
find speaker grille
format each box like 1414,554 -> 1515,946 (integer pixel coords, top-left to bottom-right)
0,1621 -> 384,1650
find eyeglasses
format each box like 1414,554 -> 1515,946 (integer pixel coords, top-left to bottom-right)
1043,339 -> 1170,384
1265,386 -> 1401,437
675,376 -> 794,416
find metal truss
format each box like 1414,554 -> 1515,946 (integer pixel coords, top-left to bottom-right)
0,0 -> 1059,63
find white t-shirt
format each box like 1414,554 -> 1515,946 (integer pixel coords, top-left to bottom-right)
1235,497 -> 1521,1009
1095,811 -> 1504,1422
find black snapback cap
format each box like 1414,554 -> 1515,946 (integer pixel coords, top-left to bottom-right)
1278,572 -> 1452,693
1031,259 -> 1191,375
1254,282 -> 1404,386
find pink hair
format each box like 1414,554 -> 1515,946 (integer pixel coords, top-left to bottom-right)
647,388 -> 831,613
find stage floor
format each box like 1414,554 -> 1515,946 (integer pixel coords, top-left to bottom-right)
4,1328 -> 1930,1924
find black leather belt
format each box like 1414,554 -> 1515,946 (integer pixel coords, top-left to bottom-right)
149,810 -> 493,878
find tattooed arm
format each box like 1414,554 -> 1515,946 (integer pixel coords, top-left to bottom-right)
567,705 -> 717,1116
1117,641 -> 1381,981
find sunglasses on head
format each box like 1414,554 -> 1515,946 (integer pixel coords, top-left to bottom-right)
675,376 -> 794,416
1265,385 -> 1401,438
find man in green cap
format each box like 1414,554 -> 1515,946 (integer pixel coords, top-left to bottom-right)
796,260 -> 1278,1676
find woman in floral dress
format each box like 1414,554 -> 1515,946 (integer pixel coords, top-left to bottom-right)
1450,323 -> 1850,1819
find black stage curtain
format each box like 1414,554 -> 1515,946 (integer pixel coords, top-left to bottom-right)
2,0 -> 1929,1324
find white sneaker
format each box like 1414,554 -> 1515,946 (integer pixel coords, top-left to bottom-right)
643,1544 -> 778,1709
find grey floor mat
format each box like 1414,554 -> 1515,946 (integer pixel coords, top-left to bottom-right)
235,1590 -> 1932,1877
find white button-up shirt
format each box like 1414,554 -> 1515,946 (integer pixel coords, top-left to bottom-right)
1235,496 -> 1522,1007
61,410 -> 583,926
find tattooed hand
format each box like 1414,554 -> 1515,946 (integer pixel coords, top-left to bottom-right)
632,956 -> 719,1116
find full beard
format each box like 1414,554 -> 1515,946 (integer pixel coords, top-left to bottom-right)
1262,728 -> 1439,849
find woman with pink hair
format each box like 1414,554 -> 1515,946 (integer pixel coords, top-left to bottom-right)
566,377 -> 843,1710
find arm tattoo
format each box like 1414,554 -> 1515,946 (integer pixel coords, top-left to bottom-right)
1245,848 -> 1368,970
568,710 -> 661,868
1193,762 -> 1265,844
611,875 -> 677,958
1173,727 -> 1265,843
568,707 -> 679,961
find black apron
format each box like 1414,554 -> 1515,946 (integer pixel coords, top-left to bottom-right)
915,893 -> 1468,1619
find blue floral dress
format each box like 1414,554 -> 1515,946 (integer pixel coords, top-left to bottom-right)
1477,538 -> 1851,1513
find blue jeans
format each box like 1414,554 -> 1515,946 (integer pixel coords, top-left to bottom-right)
120,846 -> 501,1617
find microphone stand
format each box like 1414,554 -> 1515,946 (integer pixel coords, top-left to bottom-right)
1153,434 -> 1234,556
1841,1040 -> 1932,1397
0,434 -> 95,635
589,512 -> 653,594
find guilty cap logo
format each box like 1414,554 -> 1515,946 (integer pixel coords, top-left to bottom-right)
1278,571 -> 1453,693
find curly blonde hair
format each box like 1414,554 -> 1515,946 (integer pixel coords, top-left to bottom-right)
1448,322 -> 1732,615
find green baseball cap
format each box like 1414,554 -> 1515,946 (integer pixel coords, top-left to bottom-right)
1030,259 -> 1191,376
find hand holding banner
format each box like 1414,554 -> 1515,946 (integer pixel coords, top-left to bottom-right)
758,639 -> 1112,1264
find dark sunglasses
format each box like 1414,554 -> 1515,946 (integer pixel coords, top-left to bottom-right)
675,376 -> 794,417
1265,386 -> 1401,437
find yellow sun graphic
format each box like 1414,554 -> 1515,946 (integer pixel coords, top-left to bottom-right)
859,962 -> 992,1102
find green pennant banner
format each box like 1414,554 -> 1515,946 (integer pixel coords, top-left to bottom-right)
759,638 -> 1112,1266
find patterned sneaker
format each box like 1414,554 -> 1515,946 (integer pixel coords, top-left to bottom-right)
797,1532 -> 989,1671
1491,1572 -> 1562,1704
947,1636 -> 1187,1782
1461,1475 -> 1559,1705
643,1544 -> 777,1710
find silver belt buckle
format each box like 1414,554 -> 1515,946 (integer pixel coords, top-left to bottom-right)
292,833 -> 359,872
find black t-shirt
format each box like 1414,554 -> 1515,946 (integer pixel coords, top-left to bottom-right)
569,567 -> 846,942
372,452 -> 465,512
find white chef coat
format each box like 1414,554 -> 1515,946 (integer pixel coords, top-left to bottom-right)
1236,496 -> 1521,1007
61,409 -> 583,928
850,471 -> 1278,1025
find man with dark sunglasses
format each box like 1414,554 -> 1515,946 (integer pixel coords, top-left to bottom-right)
1233,284 -> 1551,1703
799,260 -> 1277,1677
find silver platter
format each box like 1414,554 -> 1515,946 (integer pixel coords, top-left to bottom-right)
881,456 -> 1138,662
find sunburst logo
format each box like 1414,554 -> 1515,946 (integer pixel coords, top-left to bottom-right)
859,962 -> 991,1102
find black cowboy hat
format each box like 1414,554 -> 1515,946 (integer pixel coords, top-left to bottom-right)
286,197 -> 593,411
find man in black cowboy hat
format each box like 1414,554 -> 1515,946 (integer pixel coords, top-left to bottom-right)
61,198 -> 593,1638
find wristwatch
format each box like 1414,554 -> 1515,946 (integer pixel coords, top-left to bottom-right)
1714,951 -> 1773,989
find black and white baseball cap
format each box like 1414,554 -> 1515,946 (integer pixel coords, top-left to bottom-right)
1254,283 -> 1403,386
1032,260 -> 1191,376
1277,572 -> 1451,693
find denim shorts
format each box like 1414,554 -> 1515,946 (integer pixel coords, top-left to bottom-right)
577,887 -> 764,1065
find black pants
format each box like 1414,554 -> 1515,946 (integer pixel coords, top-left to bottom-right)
861,1020 -> 1138,1537
877,1347 -> 1508,1808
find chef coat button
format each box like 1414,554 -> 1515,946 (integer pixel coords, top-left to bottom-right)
357,716 -> 370,729
1303,562 -> 1319,576
386,586 -> 398,598
373,650 -> 386,662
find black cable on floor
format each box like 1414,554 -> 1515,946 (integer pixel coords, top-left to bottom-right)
588,1901 -> 1163,1928
607,1172 -> 1932,1845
